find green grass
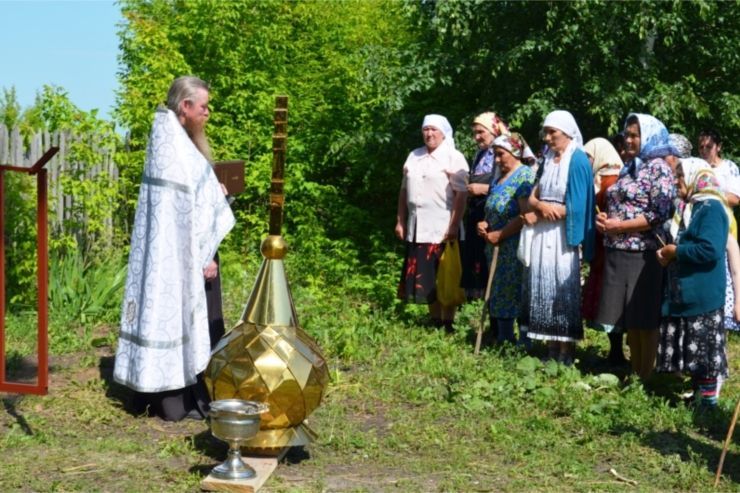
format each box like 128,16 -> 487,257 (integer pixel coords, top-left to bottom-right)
3,247 -> 740,491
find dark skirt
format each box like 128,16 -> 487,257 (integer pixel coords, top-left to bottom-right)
656,309 -> 728,379
398,242 -> 444,304
460,198 -> 489,299
519,266 -> 531,329
133,253 -> 226,421
596,248 -> 663,331
582,175 -> 617,325
133,376 -> 212,422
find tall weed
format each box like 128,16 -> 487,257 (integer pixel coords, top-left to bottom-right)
49,252 -> 126,326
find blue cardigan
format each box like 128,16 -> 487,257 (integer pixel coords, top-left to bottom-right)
537,148 -> 596,261
565,149 -> 596,261
667,199 -> 728,317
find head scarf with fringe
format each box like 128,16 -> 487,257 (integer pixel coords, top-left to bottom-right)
473,112 -> 510,139
670,166 -> 735,240
492,133 -> 527,160
584,137 -> 623,177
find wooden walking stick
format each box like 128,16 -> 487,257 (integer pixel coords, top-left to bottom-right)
714,397 -> 740,486
474,246 -> 499,355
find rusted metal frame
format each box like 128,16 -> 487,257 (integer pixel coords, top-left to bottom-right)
0,169 -> 5,388
0,146 -> 58,175
0,147 -> 57,395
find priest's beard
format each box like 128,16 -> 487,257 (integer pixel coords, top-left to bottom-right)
184,122 -> 213,163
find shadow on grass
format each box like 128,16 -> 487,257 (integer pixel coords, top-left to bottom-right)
98,355 -> 143,417
619,423 -> 740,486
461,323 -> 551,360
190,428 -> 228,468
4,351 -> 39,382
459,322 -> 631,374
188,431 -> 311,478
689,404 -> 737,443
1,353 -> 48,436
283,446 -> 311,464
2,396 -> 33,435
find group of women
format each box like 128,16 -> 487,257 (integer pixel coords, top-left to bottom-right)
396,110 -> 739,408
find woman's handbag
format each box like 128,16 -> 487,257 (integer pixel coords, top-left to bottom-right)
436,241 -> 466,307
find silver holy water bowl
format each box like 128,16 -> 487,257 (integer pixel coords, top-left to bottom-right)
209,399 -> 269,480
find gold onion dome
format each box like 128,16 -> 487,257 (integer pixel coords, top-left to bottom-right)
205,235 -> 329,449
205,96 -> 329,451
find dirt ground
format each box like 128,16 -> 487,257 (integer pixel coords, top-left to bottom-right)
0,344 -> 430,493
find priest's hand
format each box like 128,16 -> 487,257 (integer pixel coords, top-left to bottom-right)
204,260 -> 218,280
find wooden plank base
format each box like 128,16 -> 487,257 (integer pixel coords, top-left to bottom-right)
200,456 -> 278,492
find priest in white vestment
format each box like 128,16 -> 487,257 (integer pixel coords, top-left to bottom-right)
114,76 -> 235,421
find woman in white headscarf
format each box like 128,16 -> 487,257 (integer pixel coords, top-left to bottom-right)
396,114 -> 469,332
520,110 -> 595,364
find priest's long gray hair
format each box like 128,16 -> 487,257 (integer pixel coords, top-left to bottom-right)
166,76 -> 209,115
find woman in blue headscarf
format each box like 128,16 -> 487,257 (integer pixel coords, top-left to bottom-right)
595,113 -> 676,380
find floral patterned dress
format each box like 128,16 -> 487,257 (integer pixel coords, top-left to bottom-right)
604,157 -> 675,252
484,165 -> 535,318
657,200 -> 729,380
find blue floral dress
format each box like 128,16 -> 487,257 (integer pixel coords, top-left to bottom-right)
484,165 -> 535,318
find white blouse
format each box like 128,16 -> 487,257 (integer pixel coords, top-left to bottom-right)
712,159 -> 740,198
401,144 -> 469,243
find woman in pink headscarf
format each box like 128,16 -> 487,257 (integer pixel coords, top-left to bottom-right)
396,114 -> 469,332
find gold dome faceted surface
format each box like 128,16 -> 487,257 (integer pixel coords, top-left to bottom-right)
205,236 -> 329,450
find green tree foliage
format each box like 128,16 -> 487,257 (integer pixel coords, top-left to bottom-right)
2,86 -> 122,307
0,88 -> 22,128
33,86 -> 122,258
116,0 -> 436,261
0,87 -> 45,140
115,1 -> 740,272
111,0 -> 740,313
410,0 -> 740,152
3,171 -> 37,307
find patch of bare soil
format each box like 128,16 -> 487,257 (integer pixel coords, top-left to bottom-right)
1,344 -> 419,492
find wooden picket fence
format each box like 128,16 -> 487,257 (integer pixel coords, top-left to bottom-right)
0,124 -> 119,243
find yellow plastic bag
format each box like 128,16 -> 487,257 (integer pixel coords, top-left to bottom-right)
436,241 -> 465,307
